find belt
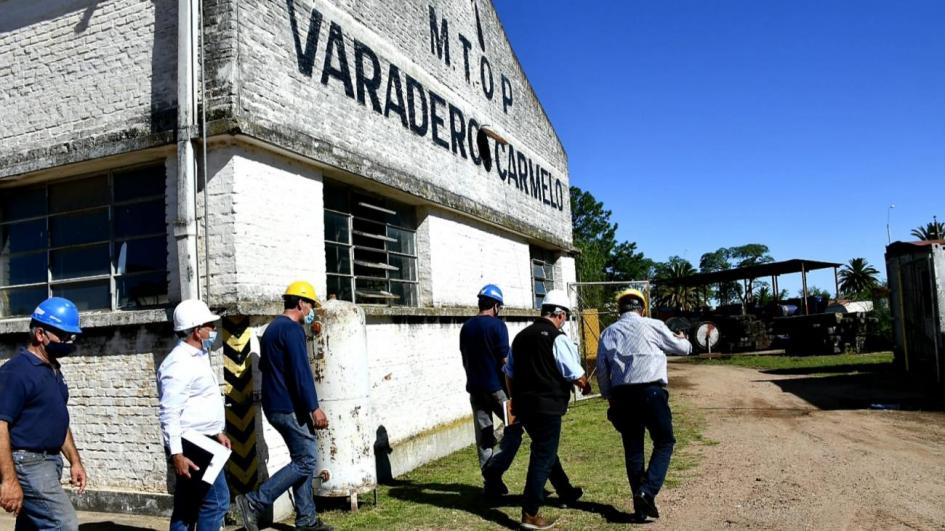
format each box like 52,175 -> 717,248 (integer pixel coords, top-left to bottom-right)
13,448 -> 60,456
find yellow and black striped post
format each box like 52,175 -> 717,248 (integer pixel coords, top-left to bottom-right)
222,316 -> 258,494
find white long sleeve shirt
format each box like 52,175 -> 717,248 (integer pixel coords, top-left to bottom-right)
596,312 -> 693,397
157,341 -> 225,455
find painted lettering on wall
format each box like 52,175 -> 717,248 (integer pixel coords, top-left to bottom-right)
286,2 -> 564,212
428,4 -> 514,114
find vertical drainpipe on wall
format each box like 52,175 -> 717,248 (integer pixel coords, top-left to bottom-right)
175,0 -> 200,301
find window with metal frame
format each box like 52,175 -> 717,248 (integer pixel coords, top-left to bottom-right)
0,165 -> 168,317
531,248 -> 557,309
324,183 -> 418,306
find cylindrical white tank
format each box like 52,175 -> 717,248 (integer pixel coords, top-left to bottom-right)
310,300 -> 376,498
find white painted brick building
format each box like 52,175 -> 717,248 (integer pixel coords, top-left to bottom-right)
0,0 -> 575,515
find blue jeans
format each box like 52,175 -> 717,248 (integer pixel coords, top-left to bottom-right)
608,384 -> 676,498
519,413 -> 574,516
246,412 -> 318,526
470,390 -> 523,478
169,465 -> 229,531
12,450 -> 78,531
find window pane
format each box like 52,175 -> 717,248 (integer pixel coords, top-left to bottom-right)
50,209 -> 109,247
325,243 -> 352,275
353,247 -> 389,277
0,187 -> 46,221
355,278 -> 394,304
323,185 -> 350,212
544,263 -> 555,281
113,200 -> 165,238
0,286 -> 48,317
532,262 -> 546,279
535,281 -> 547,296
389,281 -> 417,306
2,251 -> 47,286
534,296 -> 543,309
116,237 -> 166,274
326,275 -> 353,302
388,255 -> 416,281
48,175 -> 108,213
113,166 -> 164,201
387,227 -> 415,255
50,244 -> 109,280
325,211 -> 350,244
1,219 -> 47,253
117,271 -> 168,309
53,280 -> 110,311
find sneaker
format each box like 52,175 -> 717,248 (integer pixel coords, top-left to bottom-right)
558,486 -> 583,507
521,511 -> 556,530
234,493 -> 259,531
298,518 -> 334,531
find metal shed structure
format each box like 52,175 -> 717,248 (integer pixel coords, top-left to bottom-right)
885,240 -> 945,385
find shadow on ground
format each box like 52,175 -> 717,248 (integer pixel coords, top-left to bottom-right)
380,480 -> 636,528
758,364 -> 945,411
79,524 -> 155,531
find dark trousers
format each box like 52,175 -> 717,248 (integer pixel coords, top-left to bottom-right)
470,389 -> 523,479
520,413 -> 575,516
608,384 -> 676,498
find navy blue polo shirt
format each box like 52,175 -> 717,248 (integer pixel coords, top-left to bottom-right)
0,348 -> 70,452
259,315 -> 319,418
459,315 -> 511,393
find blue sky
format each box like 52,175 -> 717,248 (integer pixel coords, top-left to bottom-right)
494,0 -> 945,295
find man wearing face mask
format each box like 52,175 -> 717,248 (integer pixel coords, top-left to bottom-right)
236,280 -> 331,531
157,298 -> 230,530
0,297 -> 86,530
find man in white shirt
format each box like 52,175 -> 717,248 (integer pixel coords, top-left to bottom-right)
158,299 -> 231,531
596,289 -> 692,523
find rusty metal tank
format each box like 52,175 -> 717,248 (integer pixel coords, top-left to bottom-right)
310,300 -> 376,506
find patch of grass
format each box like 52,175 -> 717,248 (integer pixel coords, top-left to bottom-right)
317,396 -> 707,530
689,351 -> 893,374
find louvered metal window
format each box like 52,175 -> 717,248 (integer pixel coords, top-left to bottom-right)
531,249 -> 557,309
0,165 -> 168,317
324,184 -> 418,306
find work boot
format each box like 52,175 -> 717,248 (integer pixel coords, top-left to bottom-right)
234,493 -> 259,531
298,518 -> 334,531
558,486 -> 583,507
633,492 -> 660,519
520,511 -> 556,530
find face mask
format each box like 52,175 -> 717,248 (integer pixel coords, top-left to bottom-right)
304,308 -> 316,325
203,330 -> 218,352
45,341 -> 76,358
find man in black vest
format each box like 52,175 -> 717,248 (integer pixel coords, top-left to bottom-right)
506,290 -> 591,530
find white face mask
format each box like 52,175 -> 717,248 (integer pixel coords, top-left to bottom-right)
203,330 -> 218,352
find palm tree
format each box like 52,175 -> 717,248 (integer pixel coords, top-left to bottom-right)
911,219 -> 945,240
653,257 -> 700,311
838,258 -> 879,298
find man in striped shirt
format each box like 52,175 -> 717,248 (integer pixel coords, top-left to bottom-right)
596,288 -> 692,523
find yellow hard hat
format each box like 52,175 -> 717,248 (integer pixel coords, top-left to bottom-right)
615,288 -> 647,312
284,280 -> 318,303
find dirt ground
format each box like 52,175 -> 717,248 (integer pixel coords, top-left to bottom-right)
651,359 -> 945,530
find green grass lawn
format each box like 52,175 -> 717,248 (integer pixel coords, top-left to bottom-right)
317,396 -> 709,530
687,351 -> 894,374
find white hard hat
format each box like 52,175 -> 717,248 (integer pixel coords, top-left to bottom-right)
541,289 -> 571,313
172,299 -> 220,332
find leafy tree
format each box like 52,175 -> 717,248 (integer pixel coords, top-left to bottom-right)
911,219 -> 945,240
698,244 -> 774,306
838,258 -> 880,299
569,186 -> 652,312
653,256 -> 700,311
796,286 -> 832,299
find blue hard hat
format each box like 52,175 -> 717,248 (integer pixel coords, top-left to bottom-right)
477,284 -> 504,305
31,297 -> 82,334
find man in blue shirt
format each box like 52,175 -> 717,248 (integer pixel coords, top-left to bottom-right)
0,297 -> 87,530
506,290 -> 591,530
236,280 -> 331,531
459,284 -> 522,497
596,288 -> 692,523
